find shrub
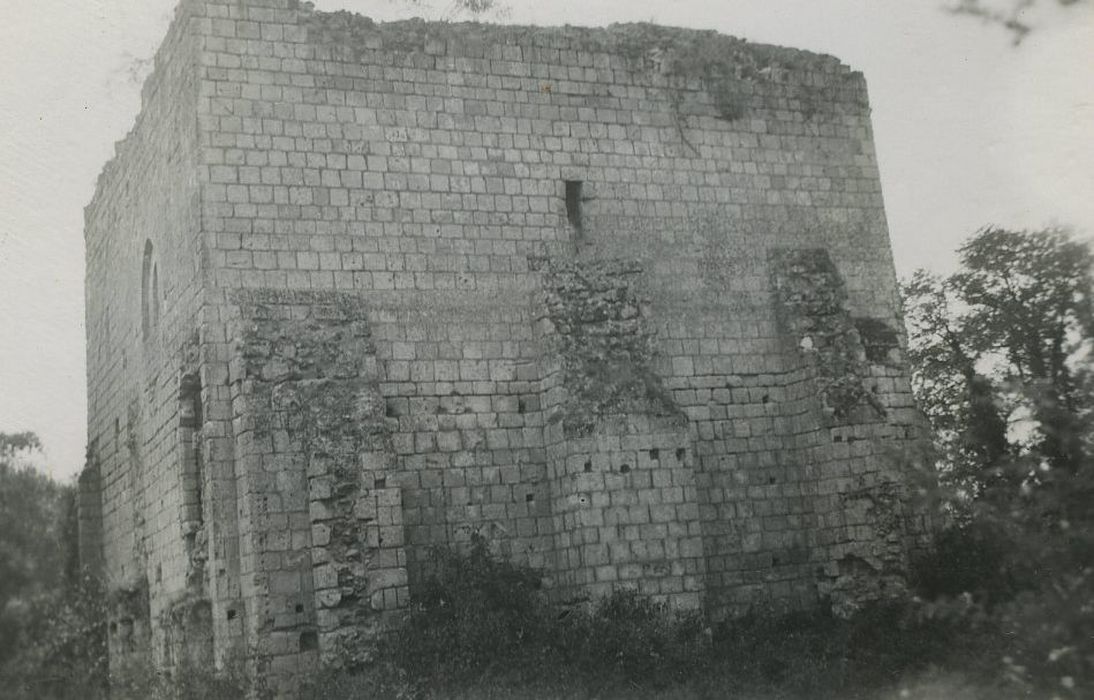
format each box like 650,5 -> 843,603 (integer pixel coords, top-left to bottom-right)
108,654 -> 250,700
906,448 -> 1094,698
0,572 -> 108,700
910,519 -> 1033,607
303,538 -> 999,699
390,534 -> 554,682
557,589 -> 709,686
993,558 -> 1094,698
306,535 -> 714,697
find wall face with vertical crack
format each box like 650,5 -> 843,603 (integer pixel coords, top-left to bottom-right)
229,290 -> 409,677
771,248 -> 930,616
771,248 -> 885,425
536,259 -> 703,609
538,259 -> 678,435
83,0 -> 932,690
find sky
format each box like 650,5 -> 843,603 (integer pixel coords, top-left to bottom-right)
0,0 -> 1091,481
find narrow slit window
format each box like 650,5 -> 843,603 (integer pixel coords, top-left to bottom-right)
141,240 -> 155,342
179,374 -> 204,529
565,180 -> 583,236
151,263 -> 160,331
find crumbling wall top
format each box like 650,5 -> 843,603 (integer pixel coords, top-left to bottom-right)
304,11 -> 856,82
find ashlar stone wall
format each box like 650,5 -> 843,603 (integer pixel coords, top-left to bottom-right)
80,0 -> 208,678
81,0 -> 931,694
537,259 -> 704,608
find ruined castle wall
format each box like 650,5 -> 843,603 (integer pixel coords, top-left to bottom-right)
226,290 -> 409,681
85,2 -> 924,686
768,248 -> 925,616
535,259 -> 705,608
83,0 -> 207,673
183,0 -> 918,634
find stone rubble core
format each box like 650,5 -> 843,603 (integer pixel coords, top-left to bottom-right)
79,0 -> 932,695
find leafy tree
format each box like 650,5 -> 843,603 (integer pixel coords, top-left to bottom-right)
903,227 -> 1093,504
0,434 -> 109,698
903,270 -> 1011,499
904,228 -> 1094,696
954,229 -> 1093,471
0,433 -> 70,665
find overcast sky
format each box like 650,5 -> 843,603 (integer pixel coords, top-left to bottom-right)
1,0 -> 1091,481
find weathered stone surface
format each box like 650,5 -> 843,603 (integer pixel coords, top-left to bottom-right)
538,259 -> 678,435
80,0 -> 931,693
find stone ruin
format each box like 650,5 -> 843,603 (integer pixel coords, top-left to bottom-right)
78,0 -> 931,694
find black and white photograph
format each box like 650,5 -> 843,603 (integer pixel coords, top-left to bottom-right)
1,0 -> 1091,697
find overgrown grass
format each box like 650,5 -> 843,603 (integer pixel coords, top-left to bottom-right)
302,535 -> 1034,700
305,536 -> 713,698
8,531 -> 1086,698
0,572 -> 250,700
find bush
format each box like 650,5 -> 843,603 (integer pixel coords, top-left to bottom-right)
0,572 -> 108,700
305,535 -> 714,698
0,572 -> 250,700
376,535 -> 711,692
391,534 -> 554,682
904,464 -> 1094,698
108,654 -> 250,700
559,589 -> 708,685
14,527 -> 1070,699
910,520 -> 1033,607
993,560 -> 1094,698
302,537 -> 999,700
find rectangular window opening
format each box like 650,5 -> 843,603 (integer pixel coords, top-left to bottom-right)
180,373 -> 204,528
565,180 -> 583,237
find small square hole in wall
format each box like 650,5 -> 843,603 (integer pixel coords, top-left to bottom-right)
584,460 -> 592,472
676,448 -> 686,461
374,477 -> 386,489
526,493 -> 535,503
295,603 -> 304,613
226,609 -> 237,621
300,631 -> 319,652
620,464 -> 631,474
649,449 -> 660,461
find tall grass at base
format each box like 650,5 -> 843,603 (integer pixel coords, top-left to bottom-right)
303,536 -> 1014,700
